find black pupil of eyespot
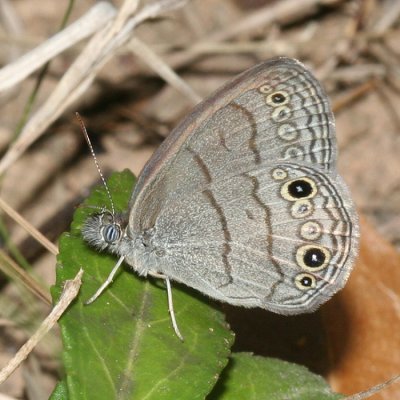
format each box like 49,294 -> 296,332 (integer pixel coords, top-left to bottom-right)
272,93 -> 285,103
298,204 -> 309,213
278,109 -> 288,119
288,179 -> 313,198
304,248 -> 325,268
301,276 -> 313,287
103,224 -> 120,243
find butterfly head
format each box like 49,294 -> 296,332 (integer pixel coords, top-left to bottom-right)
82,210 -> 128,254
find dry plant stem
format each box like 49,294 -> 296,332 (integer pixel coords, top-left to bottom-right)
368,42 -> 400,91
0,0 -> 188,175
332,80 -> 376,113
128,37 -> 201,105
167,0 -> 345,70
0,269 -> 83,385
0,197 -> 58,256
166,41 -> 291,56
23,356 -> 48,400
368,42 -> 400,69
0,0 -> 24,63
206,0 -> 345,43
371,0 -> 400,35
376,84 -> 400,133
107,0 -> 139,35
0,2 -> 116,93
329,64 -> 385,84
316,11 -> 359,81
0,250 -> 52,305
0,393 -> 17,400
343,375 -> 400,400
0,319 -> 15,328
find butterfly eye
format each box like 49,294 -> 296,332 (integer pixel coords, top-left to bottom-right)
102,224 -> 121,244
295,273 -> 316,290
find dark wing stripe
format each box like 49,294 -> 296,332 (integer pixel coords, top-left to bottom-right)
245,173 -> 284,299
187,147 -> 233,282
230,102 -> 261,165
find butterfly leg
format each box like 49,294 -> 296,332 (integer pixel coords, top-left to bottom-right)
85,255 -> 125,305
149,271 -> 184,341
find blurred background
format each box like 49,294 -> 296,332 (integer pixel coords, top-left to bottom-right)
0,0 -> 399,398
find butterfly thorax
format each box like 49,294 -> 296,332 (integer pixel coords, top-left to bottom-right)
122,225 -> 170,276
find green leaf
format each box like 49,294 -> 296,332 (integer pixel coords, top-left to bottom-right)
49,381 -> 69,400
53,170 -> 234,400
209,353 -> 343,400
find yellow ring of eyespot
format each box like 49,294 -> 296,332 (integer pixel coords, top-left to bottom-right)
282,145 -> 305,161
271,168 -> 288,181
291,199 -> 314,219
259,84 -> 273,94
296,244 -> 331,272
277,123 -> 299,141
300,221 -> 323,240
281,177 -> 318,202
266,90 -> 290,107
295,273 -> 316,291
272,105 -> 291,122
259,82 -> 281,94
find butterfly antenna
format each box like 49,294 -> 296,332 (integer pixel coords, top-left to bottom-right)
76,112 -> 115,216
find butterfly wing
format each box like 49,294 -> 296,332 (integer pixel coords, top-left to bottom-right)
132,57 -> 335,196
125,57 -> 359,314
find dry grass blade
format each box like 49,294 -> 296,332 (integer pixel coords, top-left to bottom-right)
0,393 -> 18,400
0,1 -> 116,93
128,37 -> 202,105
207,0 -> 345,43
0,0 -> 24,49
0,269 -> 83,385
0,0 -> 188,175
0,197 -> 58,256
0,250 -> 51,305
332,80 -> 376,113
166,0 -> 346,70
343,375 -> 400,400
371,0 -> 400,35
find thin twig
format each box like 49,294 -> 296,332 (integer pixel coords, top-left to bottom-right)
332,80 -> 376,114
0,0 -> 188,175
128,37 -> 201,105
165,0 -> 346,70
0,197 -> 58,255
0,250 -> 52,306
0,269 -> 83,384
0,1 -> 116,92
370,0 -> 400,36
343,375 -> 400,400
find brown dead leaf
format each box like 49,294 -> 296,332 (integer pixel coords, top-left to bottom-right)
323,216 -> 400,399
